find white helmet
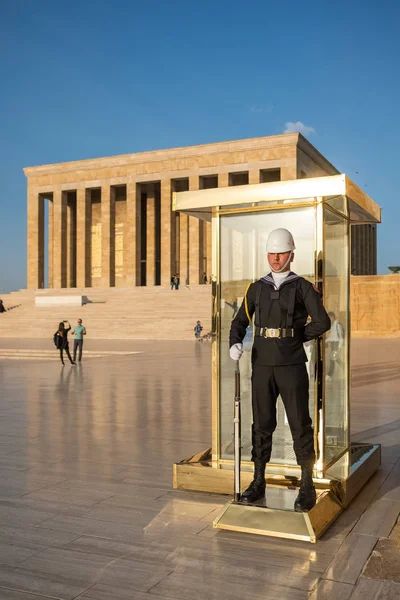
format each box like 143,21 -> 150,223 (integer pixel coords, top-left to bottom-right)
266,228 -> 295,253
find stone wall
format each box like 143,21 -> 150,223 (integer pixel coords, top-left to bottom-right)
351,275 -> 400,337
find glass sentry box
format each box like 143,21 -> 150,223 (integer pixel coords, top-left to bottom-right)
172,175 -> 381,542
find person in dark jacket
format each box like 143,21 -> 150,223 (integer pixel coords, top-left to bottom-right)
54,321 -> 76,366
0,300 -> 6,313
229,228 -> 331,511
194,320 -> 203,340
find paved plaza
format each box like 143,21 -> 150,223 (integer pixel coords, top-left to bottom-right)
0,338 -> 399,599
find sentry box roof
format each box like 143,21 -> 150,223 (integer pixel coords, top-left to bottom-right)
172,174 -> 381,224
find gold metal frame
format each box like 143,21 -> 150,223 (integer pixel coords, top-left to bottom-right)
211,208 -> 220,467
347,201 -> 352,454
322,200 -> 352,473
315,198 -> 325,474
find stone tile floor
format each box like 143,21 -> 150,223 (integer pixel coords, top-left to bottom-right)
0,337 -> 398,599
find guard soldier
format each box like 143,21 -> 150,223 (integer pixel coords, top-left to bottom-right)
229,228 -> 331,511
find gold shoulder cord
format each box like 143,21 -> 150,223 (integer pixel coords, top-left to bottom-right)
244,282 -> 252,322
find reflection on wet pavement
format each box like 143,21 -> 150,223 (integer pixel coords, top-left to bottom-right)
0,338 -> 398,598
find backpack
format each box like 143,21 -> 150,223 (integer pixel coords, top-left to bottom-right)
53,332 -> 62,350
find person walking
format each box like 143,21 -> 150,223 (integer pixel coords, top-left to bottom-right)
0,300 -> 6,313
175,274 -> 180,290
229,228 -> 331,511
194,320 -> 203,341
73,319 -> 86,363
54,320 -> 76,366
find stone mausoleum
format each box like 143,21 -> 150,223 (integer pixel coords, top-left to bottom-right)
24,133 -> 377,289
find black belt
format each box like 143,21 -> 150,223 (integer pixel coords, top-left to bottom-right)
255,327 -> 295,339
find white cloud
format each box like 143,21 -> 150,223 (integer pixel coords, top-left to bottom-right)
283,121 -> 316,136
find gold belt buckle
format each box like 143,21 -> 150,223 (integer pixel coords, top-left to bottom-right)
265,328 -> 279,338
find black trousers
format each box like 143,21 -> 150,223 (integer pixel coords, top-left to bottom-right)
73,339 -> 83,362
59,345 -> 74,364
251,363 -> 315,466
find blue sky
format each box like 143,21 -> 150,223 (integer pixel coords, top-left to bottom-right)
0,0 -> 399,292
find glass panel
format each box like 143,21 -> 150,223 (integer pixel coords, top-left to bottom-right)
325,195 -> 348,216
219,207 -> 316,464
323,207 -> 349,465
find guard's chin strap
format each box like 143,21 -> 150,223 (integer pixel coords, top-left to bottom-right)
271,251 -> 293,274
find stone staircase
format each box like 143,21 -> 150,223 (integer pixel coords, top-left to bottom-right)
0,286 -> 212,340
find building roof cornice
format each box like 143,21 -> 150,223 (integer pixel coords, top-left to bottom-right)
23,133 -> 300,177
297,133 -> 339,175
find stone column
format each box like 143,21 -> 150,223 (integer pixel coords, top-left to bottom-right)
218,172 -> 229,187
160,179 -> 172,286
101,185 -> 115,287
66,197 -> 71,287
209,171 -> 232,281
281,166 -> 297,180
248,169 -> 260,185
124,182 -> 137,286
217,172 -> 231,282
189,175 -> 200,285
76,188 -> 90,288
53,190 -> 67,288
27,188 -> 45,289
48,198 -> 53,288
146,185 -> 156,286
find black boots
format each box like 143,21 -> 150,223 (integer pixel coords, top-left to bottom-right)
294,463 -> 316,512
240,462 -> 266,504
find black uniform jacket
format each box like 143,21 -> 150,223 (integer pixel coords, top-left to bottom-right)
229,273 -> 331,367
60,326 -> 71,350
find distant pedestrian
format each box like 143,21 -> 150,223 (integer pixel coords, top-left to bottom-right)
175,274 -> 180,290
0,300 -> 5,313
170,275 -> 176,290
203,272 -> 208,284
73,319 -> 86,363
194,320 -> 203,341
54,320 -> 76,366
